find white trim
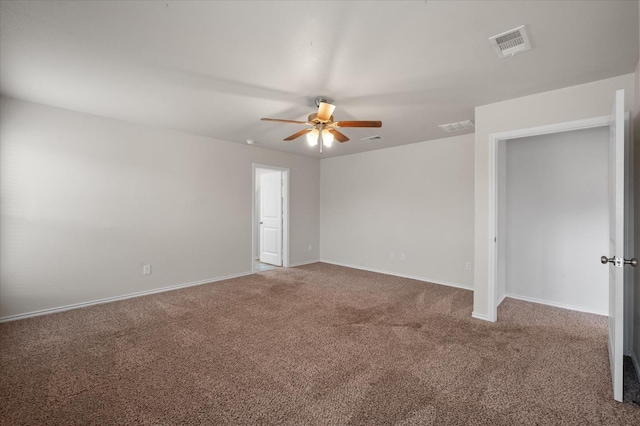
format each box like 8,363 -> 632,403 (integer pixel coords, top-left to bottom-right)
319,259 -> 472,291
282,170 -> 290,268
472,312 -> 491,321
631,351 -> 640,384
503,293 -> 607,317
487,115 -> 610,322
488,132 -> 498,322
252,164 -> 290,272
497,293 -> 507,307
490,115 -> 611,141
0,271 -> 253,323
623,112 -> 634,356
289,260 -> 320,268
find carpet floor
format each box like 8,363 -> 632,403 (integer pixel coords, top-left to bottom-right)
1,262 -> 640,425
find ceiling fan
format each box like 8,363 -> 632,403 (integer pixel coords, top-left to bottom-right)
261,98 -> 382,153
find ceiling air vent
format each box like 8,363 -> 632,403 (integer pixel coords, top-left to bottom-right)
360,135 -> 383,141
438,120 -> 475,133
489,25 -> 531,58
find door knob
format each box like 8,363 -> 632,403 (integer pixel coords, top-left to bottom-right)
601,256 -> 638,267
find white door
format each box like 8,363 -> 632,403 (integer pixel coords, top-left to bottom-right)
259,172 -> 282,266
605,89 -> 625,402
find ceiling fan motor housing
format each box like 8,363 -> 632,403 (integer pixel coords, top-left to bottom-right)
308,113 -> 334,124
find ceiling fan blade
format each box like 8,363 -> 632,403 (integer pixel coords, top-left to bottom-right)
261,118 -> 310,125
334,120 -> 382,128
283,128 -> 313,141
317,102 -> 336,122
328,129 -> 349,143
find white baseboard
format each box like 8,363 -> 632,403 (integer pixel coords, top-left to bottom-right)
319,259 -> 472,291
631,351 -> 640,385
503,293 -> 607,316
497,293 -> 507,306
289,260 -> 320,268
472,311 -> 493,322
0,271 -> 254,323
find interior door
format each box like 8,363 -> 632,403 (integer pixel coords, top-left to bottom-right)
259,171 -> 283,266
606,89 -> 625,402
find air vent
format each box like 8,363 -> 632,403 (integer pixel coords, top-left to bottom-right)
360,135 -> 383,141
438,120 -> 475,133
489,25 -> 531,58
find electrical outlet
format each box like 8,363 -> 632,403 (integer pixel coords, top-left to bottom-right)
400,253 -> 406,261
308,245 -> 312,251
143,264 -> 151,275
465,262 -> 472,271
390,252 -> 395,260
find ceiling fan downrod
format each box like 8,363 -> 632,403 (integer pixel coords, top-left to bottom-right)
314,97 -> 329,108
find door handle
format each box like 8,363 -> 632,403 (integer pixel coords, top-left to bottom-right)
601,256 -> 614,264
601,256 -> 638,267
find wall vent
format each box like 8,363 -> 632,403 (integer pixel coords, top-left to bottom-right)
489,25 -> 532,58
438,120 -> 475,133
360,135 -> 383,141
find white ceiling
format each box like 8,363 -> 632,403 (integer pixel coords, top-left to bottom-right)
1,1 -> 638,158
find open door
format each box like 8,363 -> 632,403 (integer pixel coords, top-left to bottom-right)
259,171 -> 283,266
603,89 -> 626,402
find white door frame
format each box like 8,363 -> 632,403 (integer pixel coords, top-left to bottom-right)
252,164 -> 289,272
486,115 -> 611,322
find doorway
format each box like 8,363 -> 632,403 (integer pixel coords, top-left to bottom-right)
488,113 -> 633,340
252,164 -> 289,272
497,126 -> 609,314
486,113 -> 633,322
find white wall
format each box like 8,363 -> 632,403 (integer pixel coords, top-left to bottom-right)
474,73 -> 635,319
320,133 -> 474,288
504,127 -> 609,314
0,97 -> 320,319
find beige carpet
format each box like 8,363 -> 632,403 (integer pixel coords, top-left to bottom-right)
1,262 -> 639,425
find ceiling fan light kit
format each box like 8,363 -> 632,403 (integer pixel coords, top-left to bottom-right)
261,97 -> 382,154
306,129 -> 319,146
321,129 -> 334,147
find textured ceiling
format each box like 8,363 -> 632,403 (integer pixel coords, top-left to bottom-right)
1,1 -> 638,158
